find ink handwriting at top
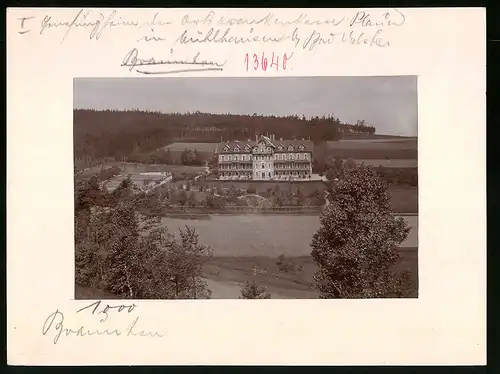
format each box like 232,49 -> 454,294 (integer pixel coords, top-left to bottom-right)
300,28 -> 391,52
77,300 -> 137,323
18,8 -> 406,52
18,16 -> 35,34
38,8 -> 172,44
121,48 -> 226,75
350,9 -> 406,28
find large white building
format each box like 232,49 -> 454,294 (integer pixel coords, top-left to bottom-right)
215,134 -> 313,181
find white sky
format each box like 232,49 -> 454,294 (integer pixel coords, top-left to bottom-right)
74,76 -> 418,136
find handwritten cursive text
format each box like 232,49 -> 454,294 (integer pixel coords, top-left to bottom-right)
42,309 -> 166,344
121,48 -> 226,75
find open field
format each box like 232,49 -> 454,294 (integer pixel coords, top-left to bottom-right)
328,139 -> 417,149
157,142 -> 217,164
160,214 -> 418,257
339,137 -> 416,143
326,138 -> 417,159
341,133 -> 416,140
160,142 -> 218,152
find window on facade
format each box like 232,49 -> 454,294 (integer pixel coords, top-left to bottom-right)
296,153 -> 300,160
289,154 -> 293,160
262,163 -> 265,169
235,155 -> 238,161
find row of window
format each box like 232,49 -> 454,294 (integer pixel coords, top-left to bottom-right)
275,153 -> 309,161
219,164 -> 252,170
274,164 -> 311,169
223,144 -> 307,152
220,171 -> 311,176
219,163 -> 310,171
220,153 -> 310,162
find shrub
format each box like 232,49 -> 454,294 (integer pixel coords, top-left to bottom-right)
239,280 -> 272,299
276,254 -> 294,273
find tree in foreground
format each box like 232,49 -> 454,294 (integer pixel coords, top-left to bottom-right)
239,280 -> 272,299
310,165 -> 412,298
75,182 -> 213,299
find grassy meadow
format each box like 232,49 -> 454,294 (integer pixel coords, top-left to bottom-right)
159,215 -> 418,257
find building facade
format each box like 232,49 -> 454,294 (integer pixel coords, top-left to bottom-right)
215,134 -> 313,181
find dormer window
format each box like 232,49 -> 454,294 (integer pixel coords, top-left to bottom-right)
299,145 -> 305,151
288,145 -> 294,151
223,146 -> 230,152
277,145 -> 283,151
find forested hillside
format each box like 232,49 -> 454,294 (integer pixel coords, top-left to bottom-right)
74,109 -> 376,164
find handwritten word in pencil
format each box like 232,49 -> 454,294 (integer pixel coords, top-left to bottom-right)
42,309 -> 166,345
244,52 -> 294,72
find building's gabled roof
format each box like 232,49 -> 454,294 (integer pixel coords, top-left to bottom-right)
216,135 -> 314,154
271,139 -> 314,152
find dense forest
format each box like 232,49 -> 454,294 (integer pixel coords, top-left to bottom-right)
74,110 -> 376,165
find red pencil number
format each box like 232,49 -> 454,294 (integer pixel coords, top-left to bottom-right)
244,52 -> 293,72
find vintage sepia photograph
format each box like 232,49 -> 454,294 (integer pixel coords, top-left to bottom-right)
74,76 -> 418,300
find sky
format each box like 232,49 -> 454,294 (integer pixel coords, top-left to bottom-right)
74,76 -> 418,136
